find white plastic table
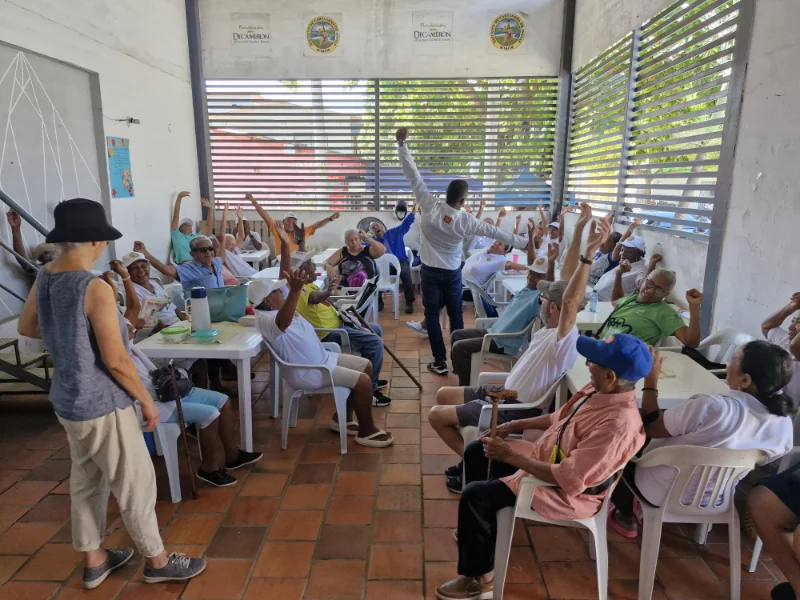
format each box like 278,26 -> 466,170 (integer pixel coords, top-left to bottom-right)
501,277 -> 528,297
251,266 -> 327,287
240,249 -> 270,268
313,248 -> 339,265
576,302 -> 615,332
556,350 -> 728,411
136,322 -> 264,451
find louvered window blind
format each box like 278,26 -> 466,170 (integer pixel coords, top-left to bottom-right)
206,78 -> 558,211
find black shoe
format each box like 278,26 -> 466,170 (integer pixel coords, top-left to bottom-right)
373,391 -> 392,407
427,361 -> 448,375
196,469 -> 237,487
377,379 -> 388,389
445,474 -> 463,494
445,461 -> 463,478
405,302 -> 414,314
772,582 -> 797,600
226,449 -> 263,471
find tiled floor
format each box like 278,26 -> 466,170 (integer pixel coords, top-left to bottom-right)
0,304 -> 787,599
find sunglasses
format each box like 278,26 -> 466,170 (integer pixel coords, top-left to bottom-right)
192,246 -> 214,253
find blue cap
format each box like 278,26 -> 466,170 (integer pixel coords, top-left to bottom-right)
576,334 -> 652,382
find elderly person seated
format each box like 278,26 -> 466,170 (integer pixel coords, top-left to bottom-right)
588,216 -> 639,286
370,203 -> 419,314
467,204 -> 507,252
169,191 -> 214,264
219,205 -> 256,277
594,233 -> 648,301
6,210 -> 56,274
323,228 -> 386,288
610,341 -> 796,538
246,193 -> 339,255
435,332 -> 651,600
135,235 -> 226,294
120,252 -> 185,328
762,294 -> 800,397
601,259 -> 703,348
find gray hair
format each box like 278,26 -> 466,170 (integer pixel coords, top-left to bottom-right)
651,268 -> 677,293
224,233 -> 237,242
190,236 -> 212,250
344,228 -> 360,240
615,378 -> 638,392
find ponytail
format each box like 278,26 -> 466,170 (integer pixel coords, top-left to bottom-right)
758,391 -> 798,418
740,341 -> 798,417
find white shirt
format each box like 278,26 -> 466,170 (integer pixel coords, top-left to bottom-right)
462,250 -> 508,289
242,231 -> 262,252
635,390 -> 793,507
225,250 -> 257,277
594,258 -> 648,302
133,280 -> 180,327
397,144 -> 527,270
505,325 -> 580,405
255,308 -> 338,390
468,236 -> 492,251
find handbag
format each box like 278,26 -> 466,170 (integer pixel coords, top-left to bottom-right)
150,365 -> 192,402
205,285 -> 247,323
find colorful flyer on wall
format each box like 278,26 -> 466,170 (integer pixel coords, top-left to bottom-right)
230,13 -> 271,57
412,11 -> 454,56
489,12 -> 526,52
106,137 -> 134,199
304,14 -> 342,57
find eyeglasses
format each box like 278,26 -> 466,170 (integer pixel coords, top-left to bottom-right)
642,278 -> 668,294
192,246 -> 214,253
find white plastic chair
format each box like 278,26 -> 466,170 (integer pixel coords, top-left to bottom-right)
136,404 -> 185,504
406,246 -> 421,288
464,279 -> 507,322
265,339 -> 351,455
661,328 -> 755,375
468,318 -> 538,386
628,445 -> 767,600
375,254 -> 402,319
493,468 -> 623,600
332,277 -> 380,323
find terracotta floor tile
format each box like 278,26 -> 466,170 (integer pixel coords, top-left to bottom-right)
161,514 -> 222,545
385,413 -> 421,429
386,445 -> 421,464
389,400 -> 420,413
500,584 -> 550,599
182,559 -> 252,599
290,463 -> 337,485
607,579 -> 669,599
52,565 -> 133,600
376,486 -> 422,511
373,512 -> 422,543
50,480 -> 70,495
224,497 -> 279,526
253,541 -> 314,577
0,481 -> 57,506
390,429 -> 421,445
19,495 -> 71,523
424,528 -> 459,562
206,526 -> 266,558
243,578 -> 306,600
381,463 -> 421,485
422,475 -> 455,500
421,437 -> 456,455
0,471 -> 27,495
506,545 -> 542,583
0,582 -> 60,600
654,557 -> 725,598
366,580 -> 424,599
421,455 -> 457,475
0,522 -> 61,555
421,423 -> 437,438
117,581 -> 184,600
253,452 -> 298,473
14,543 -> 82,581
334,472 -> 378,496
281,484 -> 331,510
368,543 -> 423,579
178,487 -> 238,513
315,525 -> 373,559
268,510 -> 323,540
240,472 -> 289,496
305,559 -> 366,599
325,496 -> 375,525
1,450 -> 53,471
300,443 -> 343,463
607,541 -> 641,580
696,542 -> 772,580
423,500 -> 459,528
0,555 -> 26,586
0,506 -> 28,534
658,527 -> 697,558
529,525 -> 589,562
22,460 -> 71,482
424,561 -> 457,599
540,560 -> 601,599
339,453 -> 381,472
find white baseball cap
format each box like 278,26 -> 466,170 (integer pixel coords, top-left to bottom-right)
621,235 -> 646,253
526,255 -> 549,275
548,222 -> 560,229
283,212 -> 298,222
291,251 -> 316,268
247,279 -> 287,307
121,251 -> 147,269
179,217 -> 193,229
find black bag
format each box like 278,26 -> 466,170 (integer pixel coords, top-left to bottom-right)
680,345 -> 727,371
150,365 -> 192,402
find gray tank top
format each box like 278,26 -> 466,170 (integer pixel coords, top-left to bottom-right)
36,269 -> 133,421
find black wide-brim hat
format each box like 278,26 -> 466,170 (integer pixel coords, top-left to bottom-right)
45,198 -> 123,243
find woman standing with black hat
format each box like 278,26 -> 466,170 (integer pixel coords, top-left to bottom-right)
17,199 -> 206,590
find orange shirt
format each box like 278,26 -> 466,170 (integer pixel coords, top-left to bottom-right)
502,384 -> 645,520
269,221 -> 319,255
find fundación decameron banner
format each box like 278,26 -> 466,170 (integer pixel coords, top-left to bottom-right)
489,11 -> 526,52
304,14 -> 342,57
412,11 -> 454,56
229,13 -> 271,58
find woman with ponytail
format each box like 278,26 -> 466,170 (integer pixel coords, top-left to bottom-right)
609,341 -> 796,538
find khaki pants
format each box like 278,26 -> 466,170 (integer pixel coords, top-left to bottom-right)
58,406 -> 164,557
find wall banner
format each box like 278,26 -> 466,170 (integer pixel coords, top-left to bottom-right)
412,11 -> 454,56
489,12 -> 526,52
230,13 -> 271,57
106,137 -> 134,199
304,14 -> 342,57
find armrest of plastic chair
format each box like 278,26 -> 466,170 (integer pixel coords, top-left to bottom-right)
321,342 -> 341,353
481,318 -> 536,352
316,328 -> 351,354
475,318 -> 498,329
517,476 -> 557,508
659,345 -> 683,353
477,372 -> 510,386
477,402 -> 544,433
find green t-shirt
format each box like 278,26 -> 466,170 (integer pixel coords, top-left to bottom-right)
600,293 -> 686,346
170,228 -> 196,264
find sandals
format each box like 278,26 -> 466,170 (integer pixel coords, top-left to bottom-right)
607,502 -> 639,539
329,421 -> 358,436
355,430 -> 394,448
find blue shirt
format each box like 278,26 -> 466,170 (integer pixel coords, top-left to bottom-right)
488,287 -> 541,354
176,257 -> 225,293
373,214 -> 415,261
170,228 -> 196,263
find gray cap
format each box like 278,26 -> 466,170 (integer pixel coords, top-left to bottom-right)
536,279 -> 568,308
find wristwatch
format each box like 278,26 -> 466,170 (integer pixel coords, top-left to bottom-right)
579,255 -> 592,265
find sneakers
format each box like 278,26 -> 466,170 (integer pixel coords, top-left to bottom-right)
407,321 -> 428,335
226,449 -> 264,471
196,469 -> 237,487
445,474 -> 463,494
405,301 -> 414,314
377,379 -> 389,389
771,582 -> 797,600
83,547 -> 134,590
427,361 -> 448,375
445,461 -> 463,478
143,552 -> 207,584
435,575 -> 493,600
373,391 -> 392,407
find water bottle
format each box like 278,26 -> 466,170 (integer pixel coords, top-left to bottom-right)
589,288 -> 598,313
187,287 -> 212,332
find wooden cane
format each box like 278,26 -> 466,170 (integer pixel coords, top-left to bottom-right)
346,307 -> 423,390
486,397 -> 500,479
169,362 -> 199,500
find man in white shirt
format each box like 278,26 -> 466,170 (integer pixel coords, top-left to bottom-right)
461,241 -> 528,290
593,235 -> 648,301
428,203 -> 611,492
396,127 -> 528,375
761,293 -> 800,402
241,220 -> 262,252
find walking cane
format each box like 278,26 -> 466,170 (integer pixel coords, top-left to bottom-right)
486,396 -> 500,479
169,361 -> 199,500
346,307 -> 423,390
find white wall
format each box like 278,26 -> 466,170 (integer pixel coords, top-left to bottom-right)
0,0 -> 201,263
199,0 -> 564,79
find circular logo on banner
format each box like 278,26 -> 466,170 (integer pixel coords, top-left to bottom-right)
306,16 -> 340,54
491,13 -> 525,51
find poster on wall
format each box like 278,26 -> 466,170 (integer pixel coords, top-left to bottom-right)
412,11 -> 454,56
488,11 -> 526,52
106,137 -> 134,199
230,12 -> 271,57
304,14 -> 342,57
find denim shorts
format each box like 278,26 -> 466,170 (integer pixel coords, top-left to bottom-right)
165,387 -> 228,429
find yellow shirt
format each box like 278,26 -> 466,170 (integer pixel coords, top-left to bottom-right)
269,222 -> 319,255
296,282 -> 341,338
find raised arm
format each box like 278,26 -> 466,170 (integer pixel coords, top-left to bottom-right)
6,210 -> 34,274
475,200 -> 486,221
396,127 -> 436,212
558,218 -> 610,339
612,219 -> 640,263
273,221 -> 292,276
546,243 -> 558,282
308,270 -> 342,305
310,212 -> 340,232
246,193 -> 275,229
171,191 -> 189,230
215,203 -> 228,264
673,289 -> 703,348
560,203 -> 592,282
526,219 -> 536,266
514,213 -> 523,235
466,218 -> 528,250
791,329 -> 800,362
390,212 -> 416,237
275,268 -> 310,332
109,261 -> 140,325
323,248 -> 344,272
134,241 -> 177,280
235,206 -> 245,246
538,201 -> 548,229
611,261 -> 630,303
362,230 -> 387,258
495,207 -> 507,229
761,294 -> 800,337
201,197 -> 214,237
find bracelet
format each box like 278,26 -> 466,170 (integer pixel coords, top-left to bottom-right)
642,387 -> 659,394
122,276 -> 131,282
579,255 -> 592,265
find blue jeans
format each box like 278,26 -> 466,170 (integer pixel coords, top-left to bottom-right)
325,323 -> 384,392
421,264 -> 464,363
